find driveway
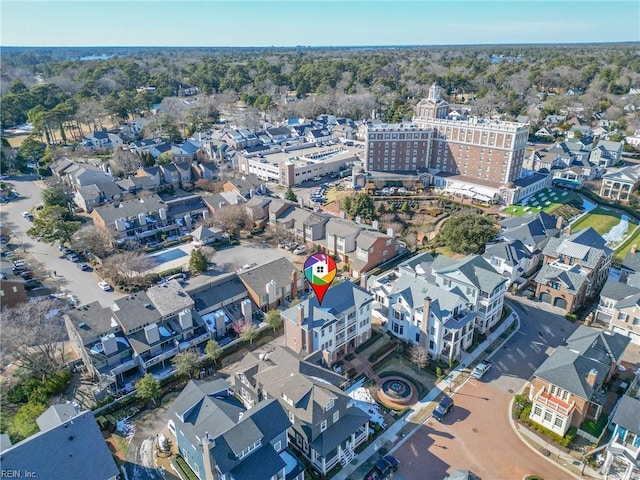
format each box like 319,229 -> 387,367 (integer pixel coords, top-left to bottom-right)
392,297 -> 578,479
2,175 -> 125,308
124,392 -> 180,480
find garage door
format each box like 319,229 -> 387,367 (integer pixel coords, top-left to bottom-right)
553,297 -> 568,309
539,292 -> 552,304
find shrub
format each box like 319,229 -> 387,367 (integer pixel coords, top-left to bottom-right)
565,313 -> 578,322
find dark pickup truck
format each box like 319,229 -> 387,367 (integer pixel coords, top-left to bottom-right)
364,454 -> 399,480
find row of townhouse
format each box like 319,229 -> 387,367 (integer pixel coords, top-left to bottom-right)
247,197 -> 399,278
65,256 -> 308,395
367,251 -> 507,363
525,138 -> 628,195
50,157 -> 219,212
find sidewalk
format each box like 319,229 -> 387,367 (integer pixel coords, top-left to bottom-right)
334,312 -> 520,480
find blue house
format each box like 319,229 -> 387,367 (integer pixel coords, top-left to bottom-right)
602,391 -> 640,479
170,379 -> 304,480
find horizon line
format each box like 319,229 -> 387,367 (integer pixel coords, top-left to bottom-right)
2,41 -> 639,49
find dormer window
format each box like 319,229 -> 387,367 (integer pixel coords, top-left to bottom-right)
320,420 -> 327,432
325,399 -> 334,412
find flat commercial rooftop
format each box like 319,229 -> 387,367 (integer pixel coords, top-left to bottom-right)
245,144 -> 362,168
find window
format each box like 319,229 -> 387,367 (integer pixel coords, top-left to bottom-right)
633,317 -> 640,326
320,420 -> 327,432
533,405 -> 542,417
619,312 -> 629,321
288,411 -> 294,423
326,399 -> 334,411
544,411 -> 553,422
274,440 -> 282,452
392,323 -> 404,335
554,417 -> 563,428
333,411 -> 339,423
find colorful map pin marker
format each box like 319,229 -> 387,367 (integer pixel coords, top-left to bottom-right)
304,253 -> 337,305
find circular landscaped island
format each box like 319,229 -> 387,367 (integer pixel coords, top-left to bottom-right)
376,376 -> 418,409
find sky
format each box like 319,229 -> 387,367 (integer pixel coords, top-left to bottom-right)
1,1 -> 639,47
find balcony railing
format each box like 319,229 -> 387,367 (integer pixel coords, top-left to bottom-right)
110,358 -> 138,376
180,332 -> 211,350
143,346 -> 178,368
534,391 -> 575,416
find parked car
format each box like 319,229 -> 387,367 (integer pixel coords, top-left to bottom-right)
20,211 -> 30,218
471,361 -> 492,380
67,253 -> 79,262
432,395 -> 454,422
293,246 -> 307,255
312,176 -> 322,181
363,455 -> 399,480
76,262 -> 89,271
98,281 -> 112,291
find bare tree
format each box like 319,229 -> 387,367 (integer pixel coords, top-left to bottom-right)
408,345 -> 429,370
0,299 -> 69,380
110,147 -> 141,177
195,178 -> 223,193
102,250 -> 155,285
214,204 -> 251,237
71,225 -> 115,260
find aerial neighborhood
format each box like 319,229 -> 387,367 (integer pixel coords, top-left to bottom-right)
1,42 -> 640,480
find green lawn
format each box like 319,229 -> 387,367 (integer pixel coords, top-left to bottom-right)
571,206 -> 634,235
503,188 -> 581,217
614,226 -> 640,264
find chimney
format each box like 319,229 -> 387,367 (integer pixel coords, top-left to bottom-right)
419,298 -> 432,350
586,368 -> 599,388
266,279 -> 277,307
144,324 -> 160,344
555,215 -> 563,231
564,225 -> 571,236
632,243 -> 638,255
360,272 -> 368,289
296,303 -> 305,326
241,298 -> 252,323
178,309 -> 193,330
201,432 -> 216,480
290,270 -> 298,300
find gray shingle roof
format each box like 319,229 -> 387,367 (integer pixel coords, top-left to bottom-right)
623,249 -> 640,274
389,273 -> 465,318
171,379 -> 244,447
499,212 -> 561,249
93,194 -> 165,224
566,325 -> 630,365
112,292 -> 162,333
600,279 -> 640,301
309,407 -> 369,456
0,410 -> 119,480
145,279 -> 193,317
611,395 -> 640,434
534,347 -> 609,400
432,254 -> 506,293
325,218 -> 363,237
238,257 -> 300,301
543,228 -> 612,268
483,240 -> 531,267
36,404 -> 79,431
227,444 -> 286,480
66,301 -> 118,345
534,264 -> 587,294
280,282 -> 372,331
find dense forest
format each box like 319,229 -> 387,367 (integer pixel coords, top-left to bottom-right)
1,44 -> 639,144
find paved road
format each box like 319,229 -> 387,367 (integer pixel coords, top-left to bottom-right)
392,297 -> 578,480
2,175 -> 124,308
